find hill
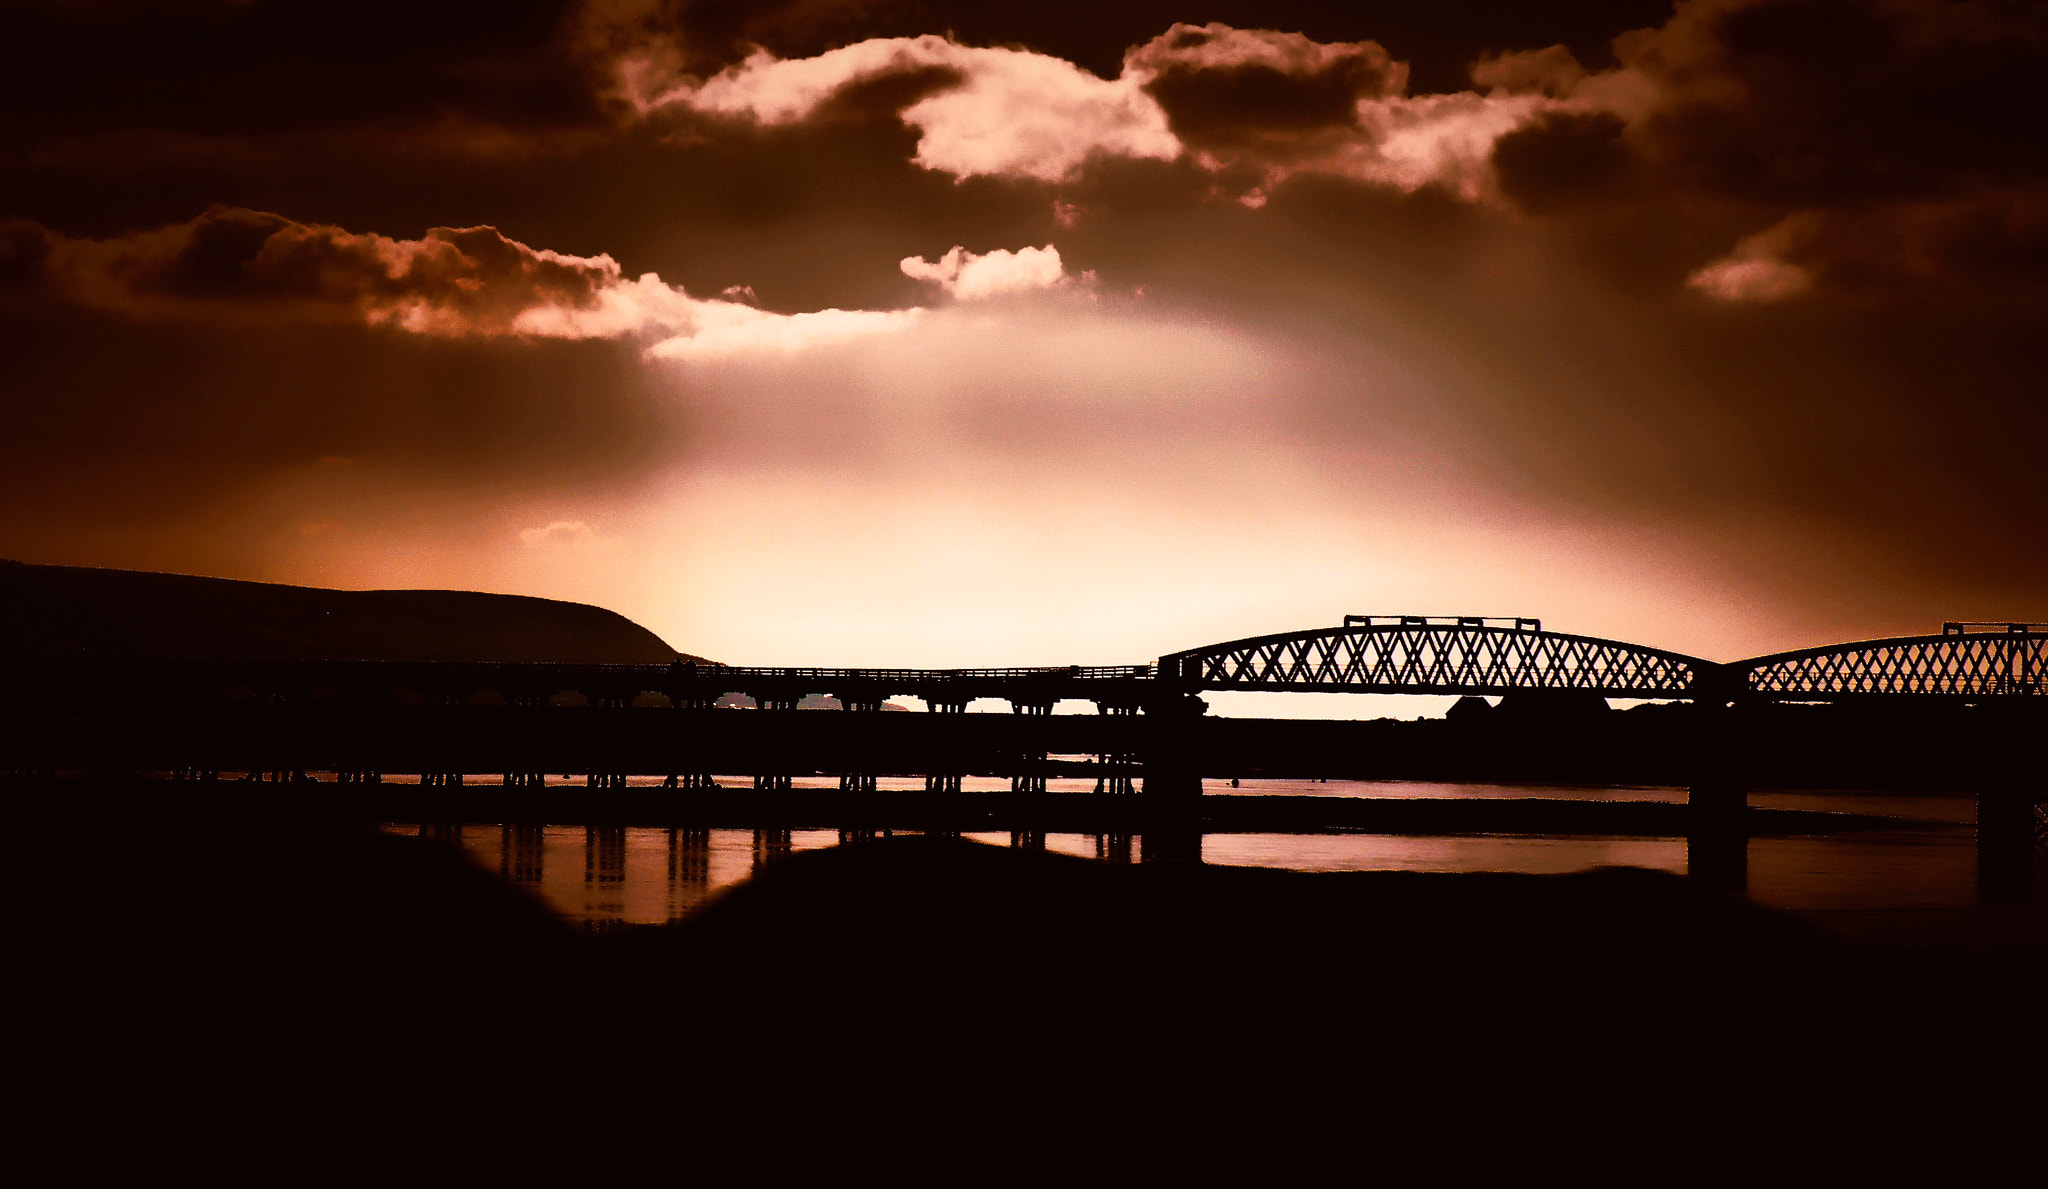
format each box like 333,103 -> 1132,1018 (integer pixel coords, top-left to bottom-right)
0,560 -> 704,664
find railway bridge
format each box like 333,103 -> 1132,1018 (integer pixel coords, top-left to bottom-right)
1,615 -> 2039,788
2,613 -> 2038,889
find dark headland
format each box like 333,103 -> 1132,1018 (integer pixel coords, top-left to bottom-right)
0,558 -> 703,663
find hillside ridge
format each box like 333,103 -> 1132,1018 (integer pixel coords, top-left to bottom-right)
0,560 -> 705,665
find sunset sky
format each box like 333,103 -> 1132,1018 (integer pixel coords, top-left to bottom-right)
3,0 -> 2043,675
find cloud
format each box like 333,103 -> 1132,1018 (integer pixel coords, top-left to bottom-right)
518,520 -> 601,547
1509,0 -> 2048,300
1688,254 -> 1812,302
1688,188 -> 2048,301
899,244 -> 1075,300
1470,45 -> 1591,98
1117,22 -> 1554,198
591,7 -> 2047,297
26,206 -> 677,335
646,305 -> 922,360
629,24 -> 1585,204
655,36 -> 1180,182
1488,110 -> 1633,212
1123,23 -> 1409,156
12,205 -> 936,357
1687,214 -> 1824,302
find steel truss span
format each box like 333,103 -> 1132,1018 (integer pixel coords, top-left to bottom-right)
1742,630 -> 2045,699
1159,622 -> 1706,699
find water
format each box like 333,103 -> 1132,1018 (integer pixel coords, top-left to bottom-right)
380,778 -> 2038,941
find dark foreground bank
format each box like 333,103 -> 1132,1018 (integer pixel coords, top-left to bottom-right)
18,793 -> 2043,1169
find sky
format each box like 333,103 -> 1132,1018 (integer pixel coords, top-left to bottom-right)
3,0 -> 2043,678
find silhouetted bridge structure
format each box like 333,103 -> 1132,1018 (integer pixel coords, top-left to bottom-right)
3,615 -> 2040,782
1161,615 -> 2046,702
5,613 -> 2039,893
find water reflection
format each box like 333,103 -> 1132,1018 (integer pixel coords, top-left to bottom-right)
669,827 -> 710,885
380,783 -> 2014,933
402,823 -> 1985,931
752,827 -> 792,878
501,823 -> 543,885
584,826 -> 626,885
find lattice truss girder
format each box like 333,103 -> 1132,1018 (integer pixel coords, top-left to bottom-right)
1747,634 -> 2045,697
1185,626 -> 1698,696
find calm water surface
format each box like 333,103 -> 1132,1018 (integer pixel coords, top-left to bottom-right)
379,777 -> 2028,933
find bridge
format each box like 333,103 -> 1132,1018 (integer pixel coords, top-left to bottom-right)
0,616 -> 2039,791
3,614 -> 2037,716
1157,615 -> 2045,703
3,612 -> 2037,894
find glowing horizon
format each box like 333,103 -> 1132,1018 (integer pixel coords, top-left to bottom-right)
4,2 -> 2042,690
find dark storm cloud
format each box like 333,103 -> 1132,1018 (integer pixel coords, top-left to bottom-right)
1488,111 -> 1632,213
1489,0 -> 2048,301
1128,23 -> 1404,159
19,206 -> 627,332
1,0 -> 596,137
584,0 -> 1677,93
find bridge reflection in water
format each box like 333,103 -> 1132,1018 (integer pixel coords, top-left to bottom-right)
401,818 -> 1192,928
383,782 -> 2002,933
5,615 -> 2040,900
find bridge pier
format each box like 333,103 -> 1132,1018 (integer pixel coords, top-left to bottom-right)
500,693 -> 546,789
583,695 -> 629,790
266,690 -> 313,784
419,691 -> 465,789
1686,792 -> 1749,897
335,688 -> 380,785
1093,750 -> 1139,795
1138,683 -> 1206,864
1140,680 -> 1207,809
1975,703 -> 2043,905
923,773 -> 963,793
1685,700 -> 1749,897
96,685 -> 148,781
170,686 -> 224,782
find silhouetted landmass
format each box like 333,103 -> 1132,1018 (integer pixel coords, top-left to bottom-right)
18,791 -> 2038,1166
0,559 -> 704,663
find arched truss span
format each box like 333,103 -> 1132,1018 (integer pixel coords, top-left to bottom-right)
1740,630 -> 2045,699
1159,621 -> 1708,699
